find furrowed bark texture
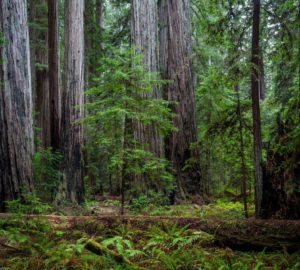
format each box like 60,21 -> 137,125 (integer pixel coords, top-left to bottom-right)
131,0 -> 163,191
61,0 -> 85,204
159,0 -> 202,196
251,0 -> 264,218
0,0 -> 34,211
48,0 -> 61,150
29,0 -> 51,148
36,53 -> 50,147
28,0 -> 36,113
84,0 -> 94,88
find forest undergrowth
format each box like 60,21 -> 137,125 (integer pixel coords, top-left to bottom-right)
1,0 -> 300,269
0,194 -> 299,270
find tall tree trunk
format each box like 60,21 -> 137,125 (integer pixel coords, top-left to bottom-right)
60,0 -> 85,204
159,0 -> 202,198
131,0 -> 163,191
48,0 -> 61,150
83,0 -> 93,193
0,0 -> 34,211
251,0 -> 263,218
28,0 -> 37,115
259,53 -> 266,100
83,0 -> 103,194
235,84 -> 248,218
36,36 -> 50,148
120,113 -> 127,215
84,0 -> 94,88
84,0 -> 103,88
31,0 -> 51,148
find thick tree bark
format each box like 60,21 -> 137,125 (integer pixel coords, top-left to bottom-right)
0,0 -> 34,211
84,0 -> 94,88
159,0 -> 202,197
131,0 -> 163,191
36,35 -> 50,148
251,0 -> 264,218
29,0 -> 51,148
60,0 -> 85,204
48,0 -> 61,150
28,0 -> 37,114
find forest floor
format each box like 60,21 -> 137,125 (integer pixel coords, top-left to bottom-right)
0,198 -> 300,269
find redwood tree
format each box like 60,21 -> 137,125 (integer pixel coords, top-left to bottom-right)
131,0 -> 163,191
48,0 -> 61,150
251,0 -> 264,217
60,0 -> 85,204
0,0 -> 34,211
159,0 -> 202,198
36,0 -> 51,148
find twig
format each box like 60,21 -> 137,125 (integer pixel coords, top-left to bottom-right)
0,242 -> 20,252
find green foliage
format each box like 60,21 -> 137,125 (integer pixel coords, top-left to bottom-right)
103,199 -> 121,207
1,218 -> 299,270
127,194 -> 149,213
0,31 -> 5,66
83,47 -> 174,195
128,191 -> 169,213
35,62 -> 48,71
0,31 -> 4,45
145,224 -> 206,250
196,65 -> 254,193
271,73 -> 300,159
0,216 -> 104,270
33,147 -> 62,201
191,0 -> 261,196
43,238 -> 86,268
102,236 -> 145,258
206,199 -> 246,219
6,192 -> 52,215
105,1 -> 131,47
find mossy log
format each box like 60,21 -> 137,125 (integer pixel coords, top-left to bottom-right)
1,214 -> 300,251
78,217 -> 300,252
201,219 -> 300,251
85,239 -> 147,270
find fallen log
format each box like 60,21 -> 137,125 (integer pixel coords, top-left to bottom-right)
1,214 -> 300,251
67,216 -> 300,252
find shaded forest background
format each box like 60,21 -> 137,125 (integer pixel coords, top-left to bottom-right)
0,0 -> 299,220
